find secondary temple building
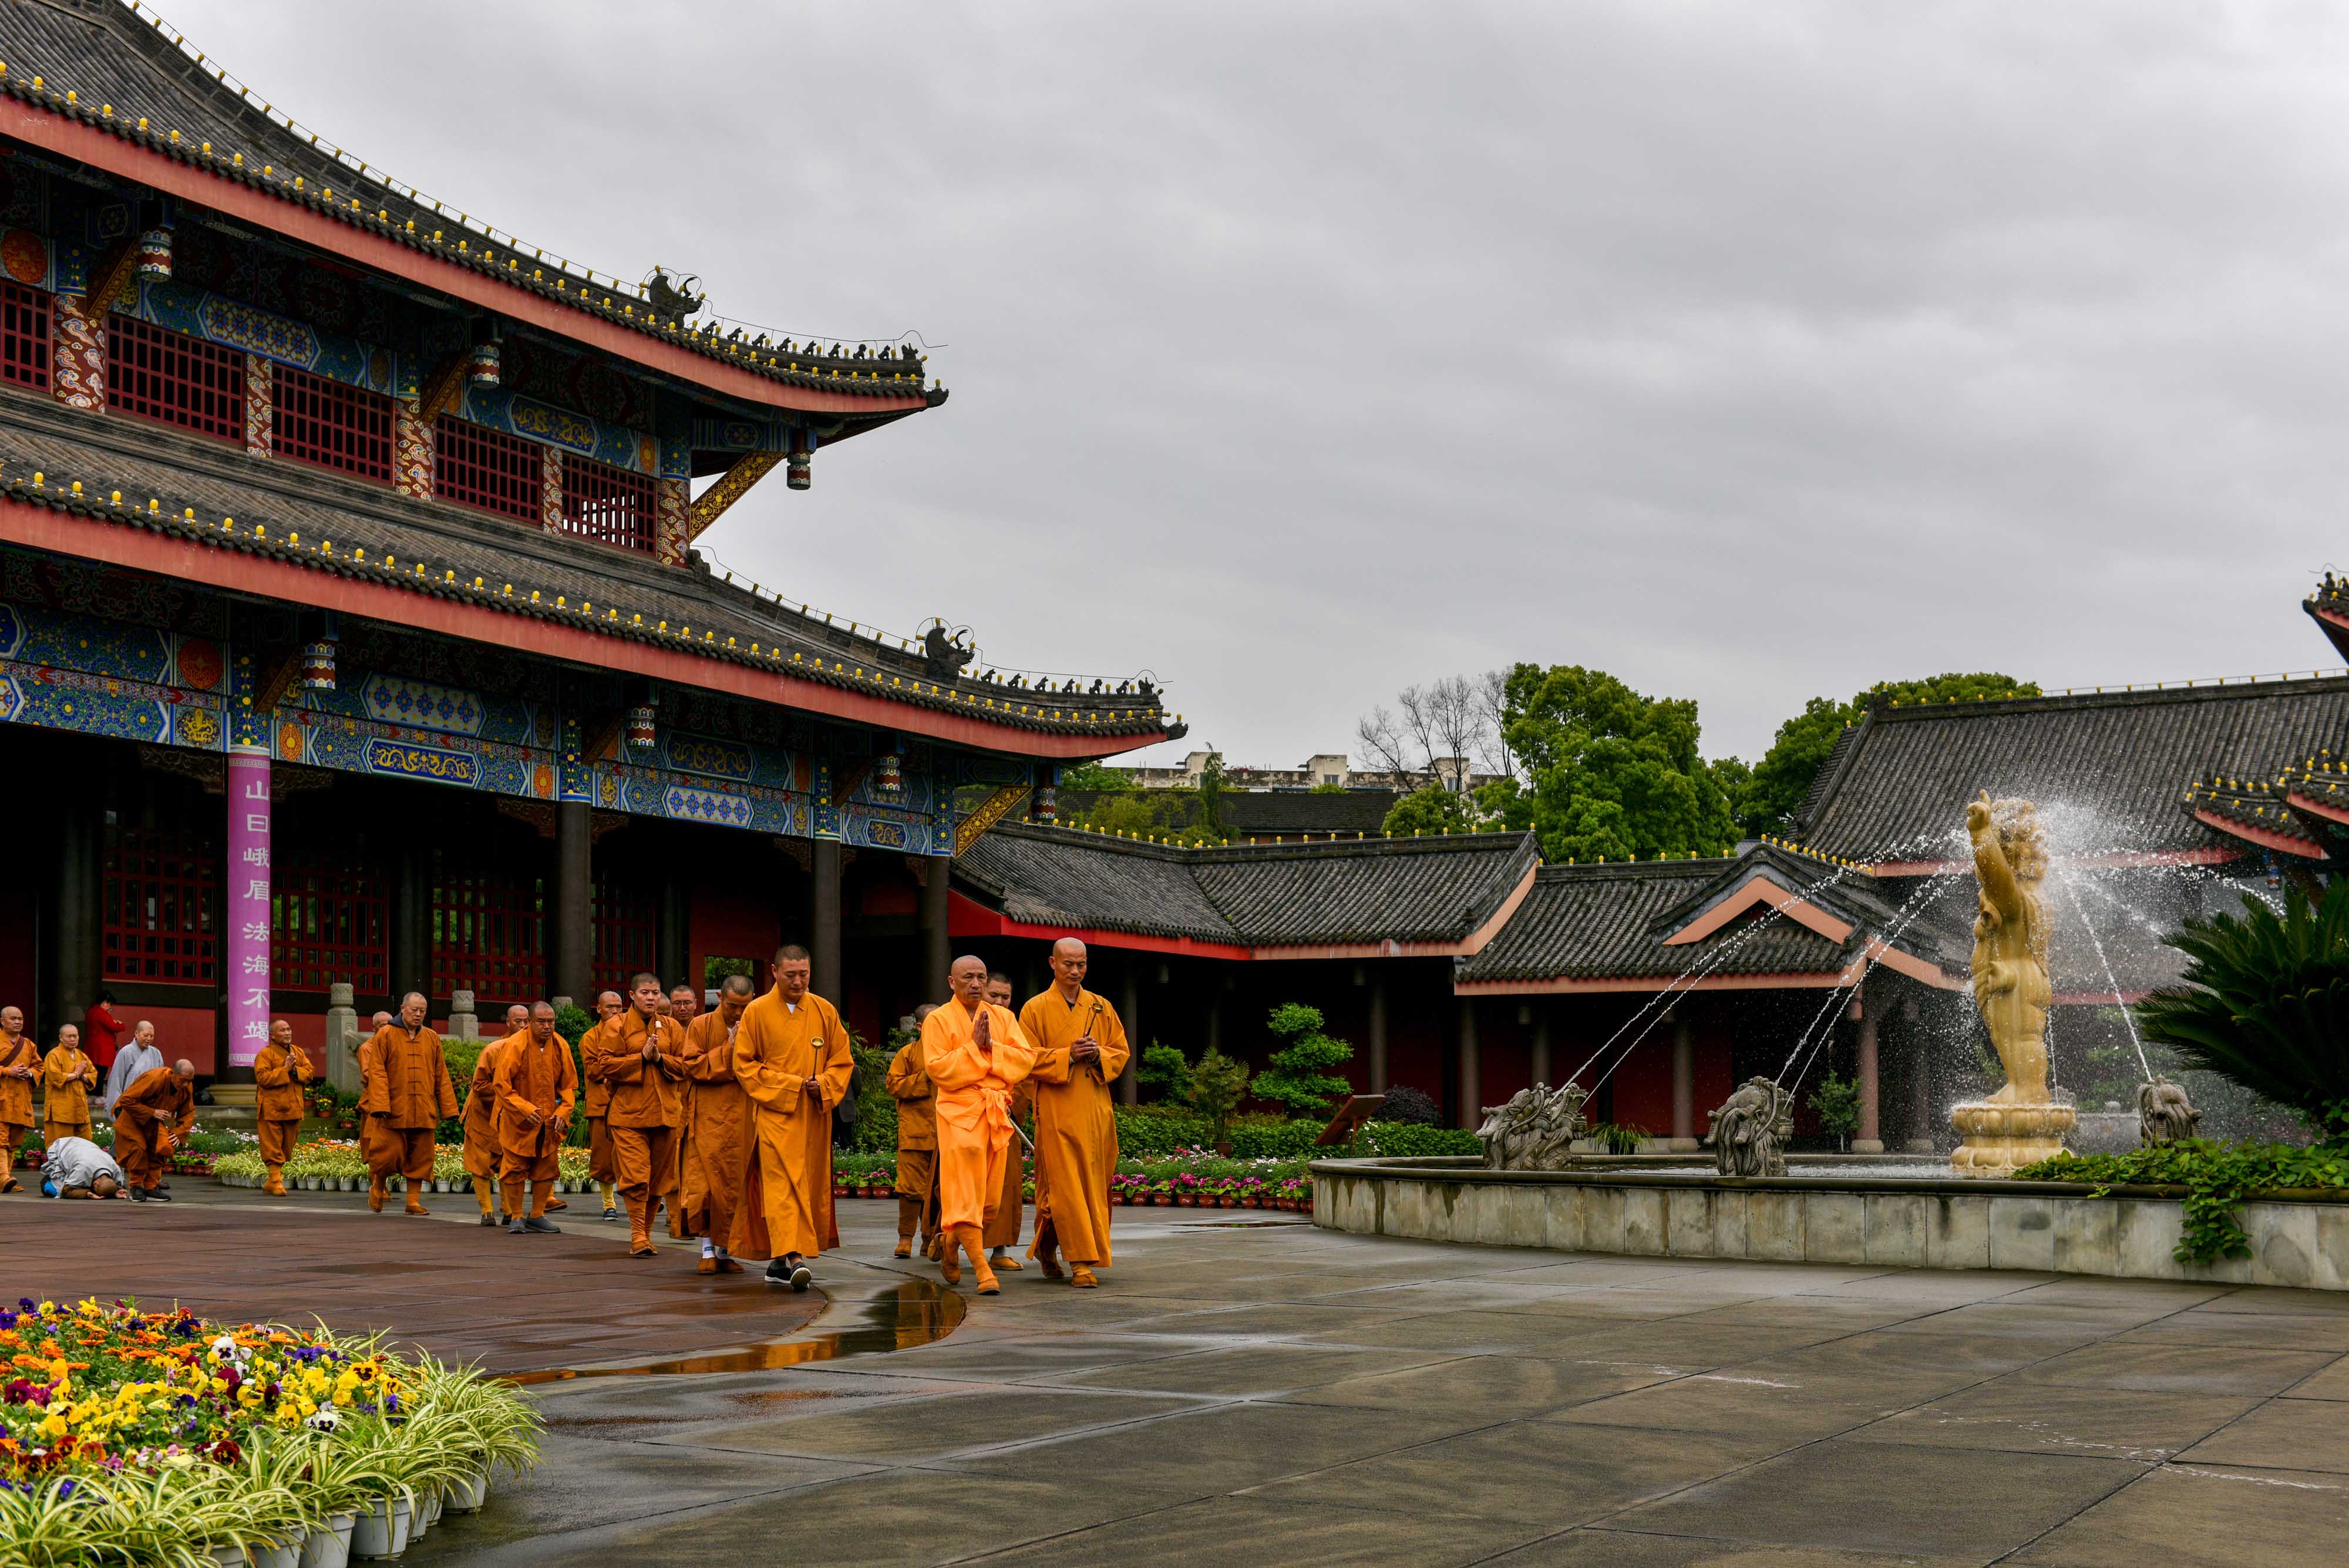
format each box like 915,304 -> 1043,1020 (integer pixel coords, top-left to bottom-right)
0,3 -> 1179,1074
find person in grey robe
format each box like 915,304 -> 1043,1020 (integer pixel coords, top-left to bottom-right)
42,1135 -> 123,1198
103,1020 -> 165,1114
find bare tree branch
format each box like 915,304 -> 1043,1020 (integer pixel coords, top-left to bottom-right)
1474,668 -> 1516,782
1354,704 -> 1414,781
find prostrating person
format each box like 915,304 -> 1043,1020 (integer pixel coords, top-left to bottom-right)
358,992 -> 457,1215
42,1135 -> 123,1199
1019,938 -> 1132,1288
732,945 -> 854,1291
921,956 -> 1036,1296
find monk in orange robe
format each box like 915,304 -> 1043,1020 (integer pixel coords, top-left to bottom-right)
40,1024 -> 99,1149
585,974 -> 690,1258
676,973 -> 756,1273
1019,938 -> 1133,1288
0,1005 -> 38,1187
113,1059 -> 195,1201
494,1001 -> 577,1233
251,1018 -> 317,1197
460,1005 -> 527,1224
922,955 -> 1037,1296
980,974 -> 1032,1271
579,990 -> 624,1220
733,944 -> 855,1291
885,1005 -> 942,1259
359,991 -> 459,1215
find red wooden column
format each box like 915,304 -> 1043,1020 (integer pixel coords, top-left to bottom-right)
1456,997 -> 1480,1129
1855,992 -> 1883,1153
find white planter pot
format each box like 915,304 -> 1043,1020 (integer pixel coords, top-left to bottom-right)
297,1514 -> 354,1568
254,1540 -> 301,1568
443,1467 -> 489,1513
212,1546 -> 245,1567
420,1487 -> 443,1529
348,1493 -> 410,1561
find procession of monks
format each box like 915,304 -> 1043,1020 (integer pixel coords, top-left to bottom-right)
4,934 -> 1132,1298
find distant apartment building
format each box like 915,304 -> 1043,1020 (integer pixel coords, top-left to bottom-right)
1110,752 -> 1494,795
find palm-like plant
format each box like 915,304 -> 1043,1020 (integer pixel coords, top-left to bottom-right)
2137,879 -> 2349,1142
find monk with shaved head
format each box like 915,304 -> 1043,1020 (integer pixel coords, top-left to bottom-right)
359,992 -> 458,1215
676,972 -> 758,1273
494,1002 -> 577,1234
578,990 -> 627,1220
921,955 -> 1037,1294
1020,938 -> 1132,1288
112,1058 -> 196,1202
733,945 -> 855,1290
461,1005 -> 530,1224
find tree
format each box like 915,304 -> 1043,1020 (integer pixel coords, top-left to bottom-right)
1808,1069 -> 1863,1152
1187,1048 -> 1252,1147
1382,783 -> 1482,837
1135,1042 -> 1194,1103
1495,663 -> 1740,863
1356,671 -> 1513,790
1739,673 -> 2038,839
1056,760 -> 1132,792
1197,749 -> 1227,836
1253,1002 -> 1356,1118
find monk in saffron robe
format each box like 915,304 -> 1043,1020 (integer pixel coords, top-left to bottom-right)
113,1059 -> 194,1201
359,991 -> 459,1215
40,1024 -> 99,1149
922,955 -> 1036,1296
580,991 -> 625,1220
461,1005 -> 527,1224
494,1001 -> 577,1233
0,1005 -> 38,1187
251,1018 -> 317,1197
885,1004 -> 943,1259
980,973 -> 1032,1271
586,973 -> 690,1258
1019,938 -> 1132,1288
676,973 -> 756,1273
733,944 -> 854,1291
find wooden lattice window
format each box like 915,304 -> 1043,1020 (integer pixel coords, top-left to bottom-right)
275,363 -> 393,483
106,313 -> 244,442
560,453 -> 654,553
432,858 -> 545,1010
103,826 -> 218,984
592,873 -> 657,997
433,414 -> 541,523
0,280 -> 49,390
272,861 -> 388,993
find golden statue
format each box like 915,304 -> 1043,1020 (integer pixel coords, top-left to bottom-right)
1950,791 -> 2074,1175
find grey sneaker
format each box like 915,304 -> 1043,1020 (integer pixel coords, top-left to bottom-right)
523,1216 -> 561,1234
506,1217 -> 526,1234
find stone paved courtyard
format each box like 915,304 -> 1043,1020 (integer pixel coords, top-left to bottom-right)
13,1185 -> 2349,1564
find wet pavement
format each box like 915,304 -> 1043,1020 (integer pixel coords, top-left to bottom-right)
13,1183 -> 2349,1564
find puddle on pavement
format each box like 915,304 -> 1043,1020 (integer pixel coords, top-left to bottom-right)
506,1280 -> 964,1387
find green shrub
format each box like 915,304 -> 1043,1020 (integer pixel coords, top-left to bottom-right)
1348,1120 -> 1480,1158
1377,1085 -> 1440,1126
1114,1103 -> 1212,1155
1228,1119 -> 1322,1159
1253,1003 -> 1355,1118
852,1031 -> 901,1153
1586,1121 -> 1647,1155
1135,1042 -> 1193,1103
2018,1140 -> 2349,1264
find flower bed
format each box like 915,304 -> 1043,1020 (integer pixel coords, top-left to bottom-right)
214,1139 -> 594,1193
0,1297 -> 540,1565
823,1148 -> 1315,1209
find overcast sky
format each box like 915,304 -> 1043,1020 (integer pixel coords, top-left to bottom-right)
165,1 -> 2349,768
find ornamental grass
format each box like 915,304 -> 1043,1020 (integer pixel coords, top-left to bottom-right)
0,1298 -> 541,1566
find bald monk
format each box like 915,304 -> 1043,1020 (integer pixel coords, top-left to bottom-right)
41,1024 -> 99,1149
921,955 -> 1037,1296
1020,938 -> 1133,1288
981,972 -> 1031,1272
586,973 -> 690,1258
885,1002 -> 943,1259
0,1005 -> 37,1187
250,1019 -> 317,1197
359,992 -> 458,1216
670,984 -> 702,1025
579,990 -> 625,1220
461,1005 -> 529,1225
733,944 -> 854,1291
676,973 -> 756,1273
112,1058 -> 195,1202
494,1001 -> 577,1234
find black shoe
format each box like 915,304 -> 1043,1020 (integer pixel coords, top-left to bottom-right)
763,1259 -> 795,1286
146,1189 -> 171,1203
130,1187 -> 147,1203
156,1182 -> 171,1192
479,1213 -> 500,1227
601,1206 -> 621,1222
523,1216 -> 561,1234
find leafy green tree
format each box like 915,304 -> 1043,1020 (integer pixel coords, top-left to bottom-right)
1135,1042 -> 1194,1103
1253,1002 -> 1356,1118
1495,663 -> 1739,863
1739,673 -> 2038,838
1808,1069 -> 1863,1151
1056,759 -> 1133,792
1382,783 -> 1480,837
1186,1048 -> 1251,1146
1197,750 -> 1227,836
1065,789 -> 1226,846
2139,881 -> 2349,1144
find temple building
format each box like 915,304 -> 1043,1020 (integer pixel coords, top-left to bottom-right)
0,2 -> 1179,1074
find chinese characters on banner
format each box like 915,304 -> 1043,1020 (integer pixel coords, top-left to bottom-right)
227,751 -> 271,1069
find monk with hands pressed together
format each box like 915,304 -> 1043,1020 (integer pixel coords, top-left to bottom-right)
113,1058 -> 195,1202
41,1024 -> 99,1150
1020,938 -> 1131,1288
733,945 -> 854,1291
359,992 -> 459,1216
921,955 -> 1036,1296
493,1001 -> 577,1234
0,1006 -> 38,1186
251,1018 -> 317,1197
675,972 -> 756,1274
586,973 -> 691,1259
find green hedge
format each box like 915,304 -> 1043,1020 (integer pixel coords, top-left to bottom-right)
1348,1121 -> 1481,1158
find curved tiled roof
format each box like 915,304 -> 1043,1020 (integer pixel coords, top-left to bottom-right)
955,824 -> 1538,950
0,2 -> 939,403
1796,679 -> 2349,861
0,392 -> 1174,742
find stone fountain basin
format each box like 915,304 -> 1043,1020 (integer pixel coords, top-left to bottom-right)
1309,1156 -> 2349,1291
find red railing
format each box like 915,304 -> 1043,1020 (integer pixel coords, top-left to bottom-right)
433,413 -> 541,524
559,453 -> 654,554
107,314 -> 244,443
275,364 -> 393,483
103,826 -> 218,984
0,280 -> 49,391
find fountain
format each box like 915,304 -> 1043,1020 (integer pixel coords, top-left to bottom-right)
2138,1075 -> 2202,1146
1705,1076 -> 1795,1177
1947,792 -> 2077,1176
1475,1082 -> 1590,1170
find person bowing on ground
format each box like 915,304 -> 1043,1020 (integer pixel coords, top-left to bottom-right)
251,1019 -> 317,1197
493,1002 -> 577,1235
113,1059 -> 195,1202
921,956 -> 1037,1296
359,992 -> 457,1216
41,1024 -> 99,1150
1019,939 -> 1131,1289
586,973 -> 691,1259
733,945 -> 855,1291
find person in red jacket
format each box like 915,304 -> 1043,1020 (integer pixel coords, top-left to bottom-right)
81,992 -> 123,1072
